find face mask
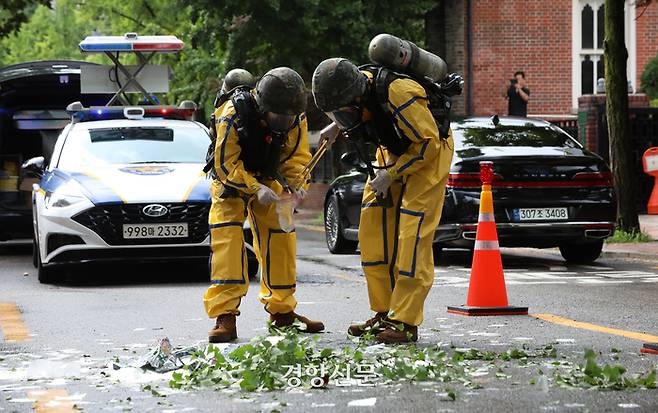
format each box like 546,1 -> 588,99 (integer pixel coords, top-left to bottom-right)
264,112 -> 296,133
327,105 -> 363,132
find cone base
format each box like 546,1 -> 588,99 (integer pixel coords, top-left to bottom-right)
641,343 -> 658,355
447,305 -> 529,316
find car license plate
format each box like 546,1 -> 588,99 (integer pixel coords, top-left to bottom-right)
122,223 -> 188,239
514,207 -> 568,221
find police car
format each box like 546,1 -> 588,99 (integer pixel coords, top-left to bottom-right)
24,103 -> 257,283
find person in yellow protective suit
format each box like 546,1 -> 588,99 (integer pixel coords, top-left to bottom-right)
312,58 -> 454,343
204,67 -> 325,343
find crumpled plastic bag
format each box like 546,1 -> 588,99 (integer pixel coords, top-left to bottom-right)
276,193 -> 296,233
134,338 -> 197,373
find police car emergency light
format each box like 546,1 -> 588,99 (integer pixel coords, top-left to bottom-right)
79,33 -> 184,105
79,33 -> 184,52
66,101 -> 197,122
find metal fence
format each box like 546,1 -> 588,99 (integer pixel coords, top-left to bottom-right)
550,118 -> 579,141
597,107 -> 658,211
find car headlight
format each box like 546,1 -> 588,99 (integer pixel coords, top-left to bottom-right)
44,182 -> 88,208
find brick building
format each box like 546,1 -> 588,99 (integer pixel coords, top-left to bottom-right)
427,0 -> 658,117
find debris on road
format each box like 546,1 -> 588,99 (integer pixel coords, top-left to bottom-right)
163,327 -> 656,395
134,337 -> 196,373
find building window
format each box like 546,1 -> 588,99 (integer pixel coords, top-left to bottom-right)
572,0 -> 636,110
580,2 -> 604,94
582,4 -> 594,49
582,55 -> 594,94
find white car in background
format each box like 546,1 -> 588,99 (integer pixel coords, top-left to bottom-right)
23,103 -> 257,283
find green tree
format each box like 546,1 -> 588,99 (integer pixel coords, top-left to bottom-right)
605,0 -> 639,232
0,0 -> 221,113
182,0 -> 435,79
0,0 -> 50,38
640,53 -> 658,101
182,0 -> 434,125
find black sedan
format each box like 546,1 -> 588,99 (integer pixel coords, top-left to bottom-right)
323,116 -> 617,264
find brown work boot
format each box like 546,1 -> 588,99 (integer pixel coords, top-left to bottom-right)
208,314 -> 237,343
270,312 -> 325,333
376,321 -> 418,344
347,312 -> 389,337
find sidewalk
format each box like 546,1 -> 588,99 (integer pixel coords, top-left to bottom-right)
602,214 -> 658,260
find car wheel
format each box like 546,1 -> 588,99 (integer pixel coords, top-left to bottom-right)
432,243 -> 443,265
36,247 -> 63,284
559,240 -> 604,264
324,194 -> 358,254
32,239 -> 38,268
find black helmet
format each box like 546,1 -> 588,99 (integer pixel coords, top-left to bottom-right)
312,58 -> 367,112
220,68 -> 256,94
254,67 -> 307,115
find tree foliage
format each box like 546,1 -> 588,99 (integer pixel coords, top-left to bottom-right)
0,0 -> 222,112
0,0 -> 50,38
1,0 -> 435,118
182,0 -> 436,79
640,53 -> 658,100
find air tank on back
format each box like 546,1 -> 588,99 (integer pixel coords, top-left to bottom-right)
368,33 -> 448,82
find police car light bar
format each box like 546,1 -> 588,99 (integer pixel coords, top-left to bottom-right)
79,33 -> 184,53
66,101 -> 196,122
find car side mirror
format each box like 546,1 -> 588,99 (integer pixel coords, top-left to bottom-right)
340,151 -> 368,173
21,156 -> 45,178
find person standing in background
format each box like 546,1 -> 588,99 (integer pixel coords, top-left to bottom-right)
507,71 -> 530,117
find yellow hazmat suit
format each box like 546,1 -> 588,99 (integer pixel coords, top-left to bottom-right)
359,75 -> 454,326
203,98 -> 311,318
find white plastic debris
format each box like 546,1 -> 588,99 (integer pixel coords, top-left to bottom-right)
134,338 -> 196,373
537,375 -> 549,393
348,397 -> 377,407
26,359 -> 82,379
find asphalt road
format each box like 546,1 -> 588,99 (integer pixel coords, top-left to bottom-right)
1,228 -> 657,413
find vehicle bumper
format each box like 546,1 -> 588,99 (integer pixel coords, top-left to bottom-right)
45,244 -> 210,266
436,221 -> 615,248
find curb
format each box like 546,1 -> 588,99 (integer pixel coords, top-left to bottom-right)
293,223 -> 658,262
600,249 -> 658,261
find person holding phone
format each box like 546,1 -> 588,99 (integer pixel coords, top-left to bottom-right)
507,71 -> 530,116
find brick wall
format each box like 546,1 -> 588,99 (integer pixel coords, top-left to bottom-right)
439,0 -> 467,116
428,1 -> 658,117
470,0 -> 573,116
636,2 -> 658,91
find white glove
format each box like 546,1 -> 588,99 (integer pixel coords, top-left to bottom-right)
319,122 -> 340,148
256,184 -> 279,205
369,169 -> 393,198
294,187 -> 307,201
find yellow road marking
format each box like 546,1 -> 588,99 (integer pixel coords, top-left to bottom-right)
0,302 -> 30,342
332,272 -> 366,283
28,389 -> 77,413
296,223 -> 325,233
531,313 -> 658,343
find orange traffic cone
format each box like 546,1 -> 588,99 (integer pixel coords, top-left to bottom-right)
641,343 -> 658,355
447,161 -> 528,316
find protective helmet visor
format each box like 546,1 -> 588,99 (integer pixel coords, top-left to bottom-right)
265,112 -> 296,133
327,106 -> 363,132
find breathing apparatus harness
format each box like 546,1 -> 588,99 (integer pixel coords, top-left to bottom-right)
204,87 -> 294,193
337,65 -> 462,171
